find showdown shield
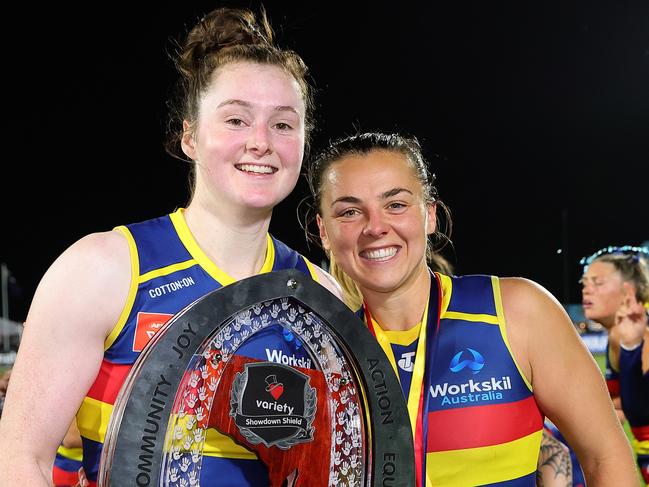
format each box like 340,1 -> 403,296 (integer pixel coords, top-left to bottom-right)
98,269 -> 414,486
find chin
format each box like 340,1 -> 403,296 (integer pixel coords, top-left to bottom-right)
241,194 -> 284,210
585,311 -> 614,328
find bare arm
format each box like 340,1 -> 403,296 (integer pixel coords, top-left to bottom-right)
501,278 -> 639,487
0,231 -> 131,485
537,429 -> 572,487
62,419 -> 83,450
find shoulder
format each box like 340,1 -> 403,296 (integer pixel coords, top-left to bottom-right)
498,276 -> 564,316
497,277 -> 576,379
29,229 -> 132,337
60,229 -> 131,272
497,276 -> 573,343
42,228 -> 132,293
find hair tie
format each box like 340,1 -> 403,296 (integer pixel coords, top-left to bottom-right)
580,245 -> 649,271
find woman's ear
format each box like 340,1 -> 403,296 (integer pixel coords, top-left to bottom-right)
316,214 -> 330,252
180,120 -> 196,160
426,202 -> 438,236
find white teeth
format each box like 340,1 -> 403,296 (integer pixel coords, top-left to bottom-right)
237,164 -> 274,174
362,247 -> 397,261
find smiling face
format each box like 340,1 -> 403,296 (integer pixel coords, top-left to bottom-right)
581,261 -> 625,328
316,149 -> 436,296
181,61 -> 305,214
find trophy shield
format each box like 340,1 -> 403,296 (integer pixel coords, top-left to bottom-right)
98,269 -> 414,486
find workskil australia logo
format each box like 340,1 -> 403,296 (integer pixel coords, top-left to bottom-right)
429,348 -> 513,406
449,348 -> 484,374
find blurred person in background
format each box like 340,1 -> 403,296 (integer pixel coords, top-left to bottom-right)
580,245 -> 649,484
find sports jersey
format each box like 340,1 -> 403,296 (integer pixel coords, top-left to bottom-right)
52,445 -> 83,487
76,208 -> 319,485
362,272 -> 543,486
618,340 -> 649,483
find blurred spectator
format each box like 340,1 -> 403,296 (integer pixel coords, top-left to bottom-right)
580,245 -> 649,484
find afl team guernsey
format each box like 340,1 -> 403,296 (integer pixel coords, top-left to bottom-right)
362,272 -> 543,486
76,208 -> 320,485
609,338 -> 649,481
52,444 -> 83,487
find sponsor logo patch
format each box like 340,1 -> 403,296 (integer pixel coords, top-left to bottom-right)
230,362 -> 316,449
429,348 -> 513,406
133,312 -> 173,352
449,348 -> 484,374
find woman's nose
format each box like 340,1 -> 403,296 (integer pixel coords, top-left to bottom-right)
362,210 -> 389,238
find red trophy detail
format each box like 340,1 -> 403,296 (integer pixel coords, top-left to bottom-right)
265,375 -> 284,400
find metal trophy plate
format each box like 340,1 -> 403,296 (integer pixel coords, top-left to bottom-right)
98,269 -> 414,486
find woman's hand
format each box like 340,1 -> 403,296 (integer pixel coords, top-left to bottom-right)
70,467 -> 88,487
616,294 -> 648,349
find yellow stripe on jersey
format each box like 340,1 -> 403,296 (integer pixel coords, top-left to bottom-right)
632,438 -> 649,455
380,321 -> 422,346
77,396 -> 114,444
425,429 -> 542,487
258,234 -> 275,274
156,413 -> 259,460
203,429 -> 259,460
104,226 -> 140,350
442,311 -> 499,325
303,258 -> 320,283
80,398 -> 260,460
56,445 -> 83,461
139,259 -> 197,283
438,273 -> 452,316
438,274 -> 499,324
491,276 -> 533,392
170,209 -> 275,285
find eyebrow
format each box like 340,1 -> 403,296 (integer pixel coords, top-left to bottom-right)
382,187 -> 412,199
330,187 -> 413,207
217,99 -> 299,114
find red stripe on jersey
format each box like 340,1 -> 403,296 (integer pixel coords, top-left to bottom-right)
606,378 -> 620,396
426,396 -> 542,452
85,359 -> 132,405
52,465 -> 81,486
631,425 -> 649,441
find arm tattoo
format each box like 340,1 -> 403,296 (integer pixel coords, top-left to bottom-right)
536,431 -> 572,487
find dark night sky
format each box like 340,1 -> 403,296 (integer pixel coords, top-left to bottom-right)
2,1 -> 648,321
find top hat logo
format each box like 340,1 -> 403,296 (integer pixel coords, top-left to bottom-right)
265,374 -> 284,400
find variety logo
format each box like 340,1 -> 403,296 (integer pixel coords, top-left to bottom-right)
265,374 -> 284,400
230,362 -> 316,448
449,348 -> 484,374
